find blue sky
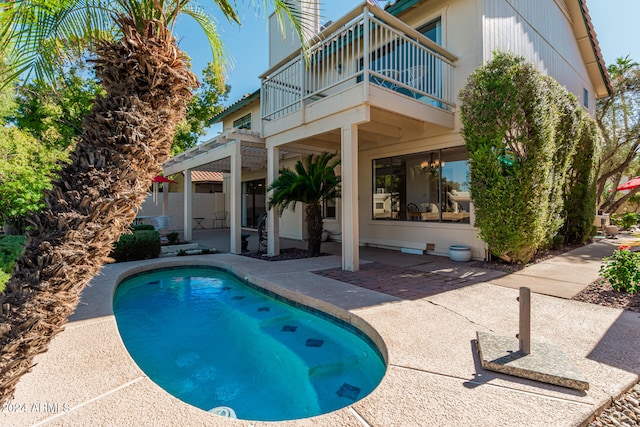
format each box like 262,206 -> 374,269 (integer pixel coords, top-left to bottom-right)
173,0 -> 640,139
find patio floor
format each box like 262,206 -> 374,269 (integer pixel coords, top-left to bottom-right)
1,231 -> 638,426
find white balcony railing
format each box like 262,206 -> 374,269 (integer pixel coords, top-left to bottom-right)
261,3 -> 457,122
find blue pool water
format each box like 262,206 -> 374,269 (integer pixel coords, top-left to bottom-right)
113,266 -> 386,421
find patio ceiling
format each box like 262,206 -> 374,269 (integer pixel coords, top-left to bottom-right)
163,128 -> 328,176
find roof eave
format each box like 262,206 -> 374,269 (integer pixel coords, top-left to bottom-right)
573,0 -> 612,98
209,89 -> 260,126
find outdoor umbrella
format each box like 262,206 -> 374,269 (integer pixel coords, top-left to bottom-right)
617,177 -> 640,191
152,175 -> 177,204
152,175 -> 177,184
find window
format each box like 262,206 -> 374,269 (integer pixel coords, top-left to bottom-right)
242,179 -> 265,228
233,113 -> 251,130
417,18 -> 442,45
583,88 -> 589,108
322,198 -> 336,219
372,147 -> 470,223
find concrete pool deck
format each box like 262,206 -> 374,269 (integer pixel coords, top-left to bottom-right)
1,241 -> 639,426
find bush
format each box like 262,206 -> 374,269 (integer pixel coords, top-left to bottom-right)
111,230 -> 161,263
130,224 -> 155,231
0,235 -> 25,292
610,212 -> 639,230
460,53 -> 559,263
562,119 -> 602,244
166,231 -> 179,244
600,248 -> 640,293
0,270 -> 9,293
460,52 -> 598,262
0,235 -> 25,272
552,234 -> 564,250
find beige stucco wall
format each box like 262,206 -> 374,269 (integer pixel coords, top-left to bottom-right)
138,193 -> 226,230
220,101 -> 261,133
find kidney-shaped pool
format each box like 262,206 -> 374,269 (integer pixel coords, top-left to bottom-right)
113,266 -> 386,421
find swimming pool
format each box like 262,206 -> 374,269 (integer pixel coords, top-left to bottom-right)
113,266 -> 386,421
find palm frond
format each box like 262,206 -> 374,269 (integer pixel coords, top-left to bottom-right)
178,3 -> 230,81
268,152 -> 341,216
0,0 -> 118,85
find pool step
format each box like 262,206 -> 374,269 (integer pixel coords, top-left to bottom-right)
307,355 -> 361,378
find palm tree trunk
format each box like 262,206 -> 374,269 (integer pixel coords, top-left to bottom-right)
306,203 -> 323,257
0,17 -> 197,403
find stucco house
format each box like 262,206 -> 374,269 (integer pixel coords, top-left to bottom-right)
161,0 -> 611,271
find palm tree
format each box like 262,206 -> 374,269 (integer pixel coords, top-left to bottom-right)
0,0 -> 303,403
268,152 -> 341,257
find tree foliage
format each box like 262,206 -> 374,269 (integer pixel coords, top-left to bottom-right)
172,62 -> 229,155
11,65 -> 104,151
596,56 -> 640,213
460,52 -> 601,263
0,81 -> 71,228
562,118 -> 602,243
268,152 -> 341,257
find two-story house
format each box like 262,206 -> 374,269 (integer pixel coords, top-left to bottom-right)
163,0 -> 610,271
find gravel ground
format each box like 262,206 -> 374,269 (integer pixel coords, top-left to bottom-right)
588,384 -> 640,427
572,278 -> 640,313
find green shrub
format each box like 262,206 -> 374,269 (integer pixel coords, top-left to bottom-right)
600,248 -> 640,293
111,230 -> 161,262
610,212 -> 639,230
562,119 -> 602,244
167,231 -> 179,244
0,235 -> 25,292
0,270 -> 9,293
552,234 -> 564,250
460,52 -> 596,262
460,53 -> 556,262
130,224 -> 155,231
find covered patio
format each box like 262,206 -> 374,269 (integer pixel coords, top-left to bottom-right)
163,128 -> 327,255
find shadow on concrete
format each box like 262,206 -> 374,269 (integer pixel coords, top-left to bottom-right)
586,310 -> 640,375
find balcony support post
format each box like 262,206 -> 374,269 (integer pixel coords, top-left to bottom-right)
267,145 -> 280,257
363,6 -> 370,103
341,123 -> 360,272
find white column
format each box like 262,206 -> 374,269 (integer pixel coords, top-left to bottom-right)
229,143 -> 242,254
183,169 -> 193,241
341,124 -> 359,271
267,145 -> 280,256
162,182 -> 169,216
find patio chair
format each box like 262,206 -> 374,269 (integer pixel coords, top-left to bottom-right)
257,212 -> 268,252
148,215 -> 171,235
407,203 -> 421,221
213,211 -> 228,228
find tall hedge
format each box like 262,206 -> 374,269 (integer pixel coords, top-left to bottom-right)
459,52 -> 595,263
562,118 -> 602,243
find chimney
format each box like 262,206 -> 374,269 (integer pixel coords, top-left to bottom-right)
268,0 -> 320,68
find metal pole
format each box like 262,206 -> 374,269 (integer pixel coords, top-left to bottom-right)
518,287 -> 531,354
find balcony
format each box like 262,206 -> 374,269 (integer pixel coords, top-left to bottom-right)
260,3 -> 457,130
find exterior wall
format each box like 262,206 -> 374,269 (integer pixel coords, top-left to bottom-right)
397,0 -> 482,119
138,192 -> 226,230
220,101 -> 261,132
482,0 -> 596,115
357,132 -> 485,259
